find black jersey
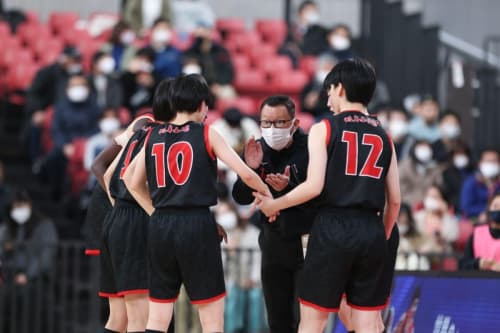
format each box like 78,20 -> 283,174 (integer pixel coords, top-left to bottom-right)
145,121 -> 217,208
318,111 -> 393,211
109,123 -> 156,203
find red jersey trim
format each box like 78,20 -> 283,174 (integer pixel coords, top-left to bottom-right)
346,298 -> 389,311
117,289 -> 149,296
98,292 -> 123,298
191,292 -> 226,305
204,125 -> 216,160
321,119 -> 331,146
149,295 -> 178,303
84,249 -> 100,256
143,126 -> 153,148
298,298 -> 339,313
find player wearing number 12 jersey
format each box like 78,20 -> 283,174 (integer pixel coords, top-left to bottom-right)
123,74 -> 272,333
254,58 -> 401,333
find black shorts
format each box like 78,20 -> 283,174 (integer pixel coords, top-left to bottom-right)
148,207 -> 225,304
99,200 -> 149,297
298,208 -> 387,312
381,224 -> 399,301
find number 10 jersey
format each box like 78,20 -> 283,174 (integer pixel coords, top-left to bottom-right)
145,121 -> 218,208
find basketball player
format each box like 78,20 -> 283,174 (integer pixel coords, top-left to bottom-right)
254,58 -> 401,333
123,74 -> 272,333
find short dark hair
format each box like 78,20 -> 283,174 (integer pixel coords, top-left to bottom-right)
298,0 -> 316,13
153,78 -> 176,122
152,17 -> 170,29
110,20 -> 131,44
439,109 -> 461,123
480,147 -> 500,159
260,95 -> 296,118
323,58 -> 376,106
136,47 -> 156,63
91,50 -> 108,66
171,74 -> 212,113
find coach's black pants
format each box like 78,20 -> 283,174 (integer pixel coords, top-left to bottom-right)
259,224 -> 304,333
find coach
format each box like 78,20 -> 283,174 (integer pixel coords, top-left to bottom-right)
232,95 -> 316,333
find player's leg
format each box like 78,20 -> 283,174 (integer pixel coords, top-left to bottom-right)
105,297 -> 127,333
338,297 -> 354,332
298,303 -> 329,333
197,297 -> 225,332
351,309 -> 381,333
146,301 -> 174,332
124,294 -> 149,332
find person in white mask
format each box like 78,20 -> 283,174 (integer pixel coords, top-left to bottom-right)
322,24 -> 354,61
100,21 -> 138,71
432,111 -> 464,163
232,95 -> 317,332
442,144 -> 475,213
90,51 -> 123,110
399,141 -> 444,207
0,190 -> 58,287
146,18 -> 182,79
461,148 -> 500,220
388,108 -> 414,161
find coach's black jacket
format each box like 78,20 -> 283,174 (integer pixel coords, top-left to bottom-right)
232,128 -> 316,239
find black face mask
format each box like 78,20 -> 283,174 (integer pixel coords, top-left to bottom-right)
489,210 -> 500,223
489,226 -> 500,239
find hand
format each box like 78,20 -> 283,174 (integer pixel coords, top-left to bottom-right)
490,261 -> 500,272
216,223 -> 228,244
265,165 -> 290,192
253,192 -> 280,220
63,143 -> 75,158
15,273 -> 28,286
304,91 -> 319,109
479,258 -> 495,270
244,137 -> 263,169
137,73 -> 154,87
32,110 -> 46,126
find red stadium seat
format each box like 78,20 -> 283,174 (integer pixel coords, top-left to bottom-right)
0,48 -> 34,71
442,257 -> 458,271
296,112 -> 316,132
255,19 -> 287,47
248,43 -> 277,68
62,28 -> 91,46
24,11 -> 39,24
32,38 -> 64,60
38,48 -> 62,66
6,63 -> 38,91
216,96 -> 257,116
228,31 -> 262,55
234,69 -> 266,93
261,55 -> 293,77
299,56 -> 318,78
216,18 -> 246,35
18,23 -> 53,47
0,22 -> 10,37
205,111 -> 221,126
270,70 -> 309,94
67,138 -> 89,195
454,220 -> 474,251
49,12 -> 79,35
231,54 -> 251,71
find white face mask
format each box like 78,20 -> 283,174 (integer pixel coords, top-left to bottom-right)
315,70 -> 329,84
261,123 -> 294,151
67,86 -> 89,102
10,206 -> 31,225
99,117 -> 121,135
183,64 -> 202,75
98,57 -> 116,75
152,29 -> 172,45
389,120 -> 409,139
120,31 -> 135,45
217,211 -> 238,230
453,155 -> 469,169
480,162 -> 500,179
399,224 -> 409,235
414,145 -> 432,163
423,197 -> 440,212
440,124 -> 461,139
330,35 -> 351,51
304,11 -> 320,25
66,63 -> 82,75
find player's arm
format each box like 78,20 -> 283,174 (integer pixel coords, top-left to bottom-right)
209,126 -> 270,197
383,144 -> 401,239
102,148 -> 126,205
254,122 -> 327,216
123,146 -> 154,216
91,143 -> 122,190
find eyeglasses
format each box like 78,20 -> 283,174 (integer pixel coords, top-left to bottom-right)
259,119 -> 293,128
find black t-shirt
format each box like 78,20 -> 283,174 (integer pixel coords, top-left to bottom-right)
318,111 -> 393,211
145,121 -> 217,208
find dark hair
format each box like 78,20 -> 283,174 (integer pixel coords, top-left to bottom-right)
298,0 -> 317,13
152,17 -> 170,29
223,107 -> 243,127
110,20 -> 131,45
389,108 -> 410,120
153,78 -> 176,122
439,109 -> 461,123
428,184 -> 449,204
171,74 -> 212,113
5,189 -> 37,237
410,140 -> 432,163
323,58 -> 376,106
480,147 -> 500,160
488,192 -> 500,210
135,47 -> 156,63
330,23 -> 352,37
399,202 -> 418,237
91,50 -> 108,67
260,95 -> 296,118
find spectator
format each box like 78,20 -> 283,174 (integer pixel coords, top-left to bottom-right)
89,51 -> 123,110
184,22 -> 235,99
211,108 -> 260,156
395,203 -> 430,270
460,148 -> 500,220
0,189 -> 58,285
372,104 -> 390,130
414,185 -> 459,254
408,95 -> 441,143
442,143 -> 475,213
145,18 -> 182,78
432,110 -> 464,163
321,24 -> 355,61
25,46 -> 83,164
100,20 -> 137,71
460,192 -> 500,271
388,108 -> 414,161
181,57 -> 202,75
399,141 -> 443,207
0,161 -> 10,221
41,75 -> 102,199
121,48 -> 161,115
300,54 -> 336,120
123,0 -> 172,34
